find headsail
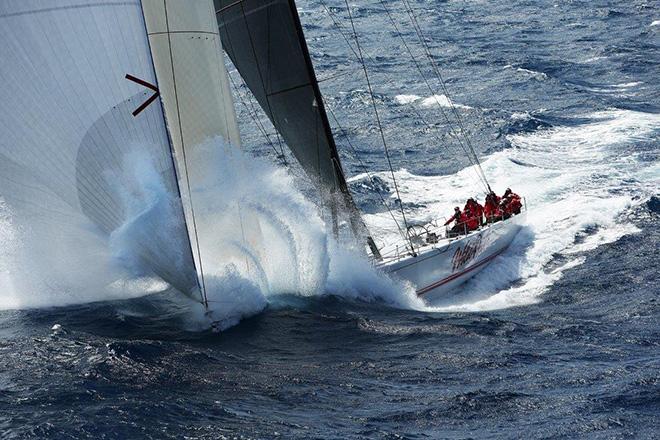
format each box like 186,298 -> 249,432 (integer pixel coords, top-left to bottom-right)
0,0 -> 254,306
215,0 -> 342,193
0,0 -> 201,299
142,0 -> 259,307
214,0 -> 380,257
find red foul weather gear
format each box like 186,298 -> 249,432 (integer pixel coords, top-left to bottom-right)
484,193 -> 502,223
465,210 -> 479,231
444,209 -> 462,226
504,193 -> 522,215
463,198 -> 483,228
473,201 -> 485,225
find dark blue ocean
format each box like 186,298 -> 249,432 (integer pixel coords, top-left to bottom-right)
1,0 -> 659,438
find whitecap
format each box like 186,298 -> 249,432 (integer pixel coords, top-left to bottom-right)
394,94 -> 422,105
419,94 -> 472,109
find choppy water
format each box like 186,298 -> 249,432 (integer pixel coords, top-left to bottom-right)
1,0 -> 659,438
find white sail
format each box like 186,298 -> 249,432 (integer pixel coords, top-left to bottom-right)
142,0 -> 263,307
0,0 -> 232,303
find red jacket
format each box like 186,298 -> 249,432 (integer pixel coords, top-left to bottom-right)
465,209 -> 479,230
484,198 -> 502,219
473,202 -> 484,223
503,194 -> 522,214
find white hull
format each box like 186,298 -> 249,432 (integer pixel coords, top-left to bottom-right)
379,213 -> 526,302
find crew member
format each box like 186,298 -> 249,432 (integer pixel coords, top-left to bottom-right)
463,198 -> 480,231
501,188 -> 522,217
473,198 -> 485,226
444,206 -> 467,236
484,191 -> 502,223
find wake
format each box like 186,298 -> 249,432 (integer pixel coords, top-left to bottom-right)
361,108 -> 660,312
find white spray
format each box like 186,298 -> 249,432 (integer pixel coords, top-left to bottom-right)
2,108 -> 655,325
0,137 -> 414,329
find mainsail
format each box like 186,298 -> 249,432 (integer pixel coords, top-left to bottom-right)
214,0 -> 380,257
0,0 -> 250,306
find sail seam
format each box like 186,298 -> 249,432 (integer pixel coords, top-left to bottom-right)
215,0 -> 244,15
148,30 -> 219,36
0,2 -> 137,19
265,82 -> 311,97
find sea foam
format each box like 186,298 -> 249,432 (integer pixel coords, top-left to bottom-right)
361,109 -> 660,312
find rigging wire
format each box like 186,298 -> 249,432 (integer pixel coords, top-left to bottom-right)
342,0 -> 415,254
376,0 -> 490,192
326,105 -> 406,240
237,2 -> 289,165
218,10 -> 288,164
227,70 -> 288,164
399,0 -> 491,191
320,1 -> 490,193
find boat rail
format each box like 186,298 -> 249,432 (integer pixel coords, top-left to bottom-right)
374,197 -> 527,265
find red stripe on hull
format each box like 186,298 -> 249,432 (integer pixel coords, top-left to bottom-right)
416,246 -> 507,296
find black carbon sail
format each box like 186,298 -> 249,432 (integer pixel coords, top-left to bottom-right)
214,0 -> 380,258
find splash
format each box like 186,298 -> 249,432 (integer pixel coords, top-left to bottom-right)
2,108 -> 656,323
177,139 -> 418,328
0,137 -> 412,329
0,150 -> 189,311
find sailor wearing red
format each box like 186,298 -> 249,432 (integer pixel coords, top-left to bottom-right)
484,191 -> 502,223
501,188 -> 522,218
445,206 -> 468,236
474,198 -> 485,226
463,198 -> 481,231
